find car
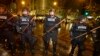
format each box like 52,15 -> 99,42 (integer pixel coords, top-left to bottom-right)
35,14 -> 46,23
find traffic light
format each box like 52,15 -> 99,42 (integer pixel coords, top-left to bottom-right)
81,8 -> 90,16
84,10 -> 89,16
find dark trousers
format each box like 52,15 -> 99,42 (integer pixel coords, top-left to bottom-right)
43,40 -> 57,56
20,32 -> 36,56
70,39 -> 85,56
93,41 -> 100,56
43,32 -> 58,56
0,30 -> 4,44
4,30 -> 15,56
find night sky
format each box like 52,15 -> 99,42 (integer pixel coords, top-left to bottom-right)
0,0 -> 99,8
0,0 -> 15,6
94,0 -> 100,4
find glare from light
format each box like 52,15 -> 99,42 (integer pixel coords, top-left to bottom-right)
87,16 -> 93,19
12,14 -> 17,17
78,0 -> 85,3
53,1 -> 57,6
42,0 -> 45,10
21,0 -> 25,5
50,38 -> 53,46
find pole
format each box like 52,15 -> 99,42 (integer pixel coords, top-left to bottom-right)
73,26 -> 100,39
21,17 -> 34,33
0,16 -> 14,28
43,19 -> 65,36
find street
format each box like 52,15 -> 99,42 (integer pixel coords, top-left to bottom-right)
0,0 -> 100,56
0,22 -> 93,56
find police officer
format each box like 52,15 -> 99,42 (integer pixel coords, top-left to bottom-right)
0,4 -> 6,44
69,16 -> 89,56
0,4 -> 16,56
93,17 -> 100,56
43,9 -> 60,56
16,8 -> 36,56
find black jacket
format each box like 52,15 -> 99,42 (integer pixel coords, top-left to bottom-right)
44,15 -> 60,33
16,15 -> 36,33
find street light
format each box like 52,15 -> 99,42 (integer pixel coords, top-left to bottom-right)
21,0 -> 25,6
53,1 -> 57,6
78,0 -> 85,3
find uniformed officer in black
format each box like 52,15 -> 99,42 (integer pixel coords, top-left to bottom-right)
16,8 -> 36,56
70,16 -> 89,56
93,17 -> 100,56
43,9 -> 60,56
0,5 -> 16,56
